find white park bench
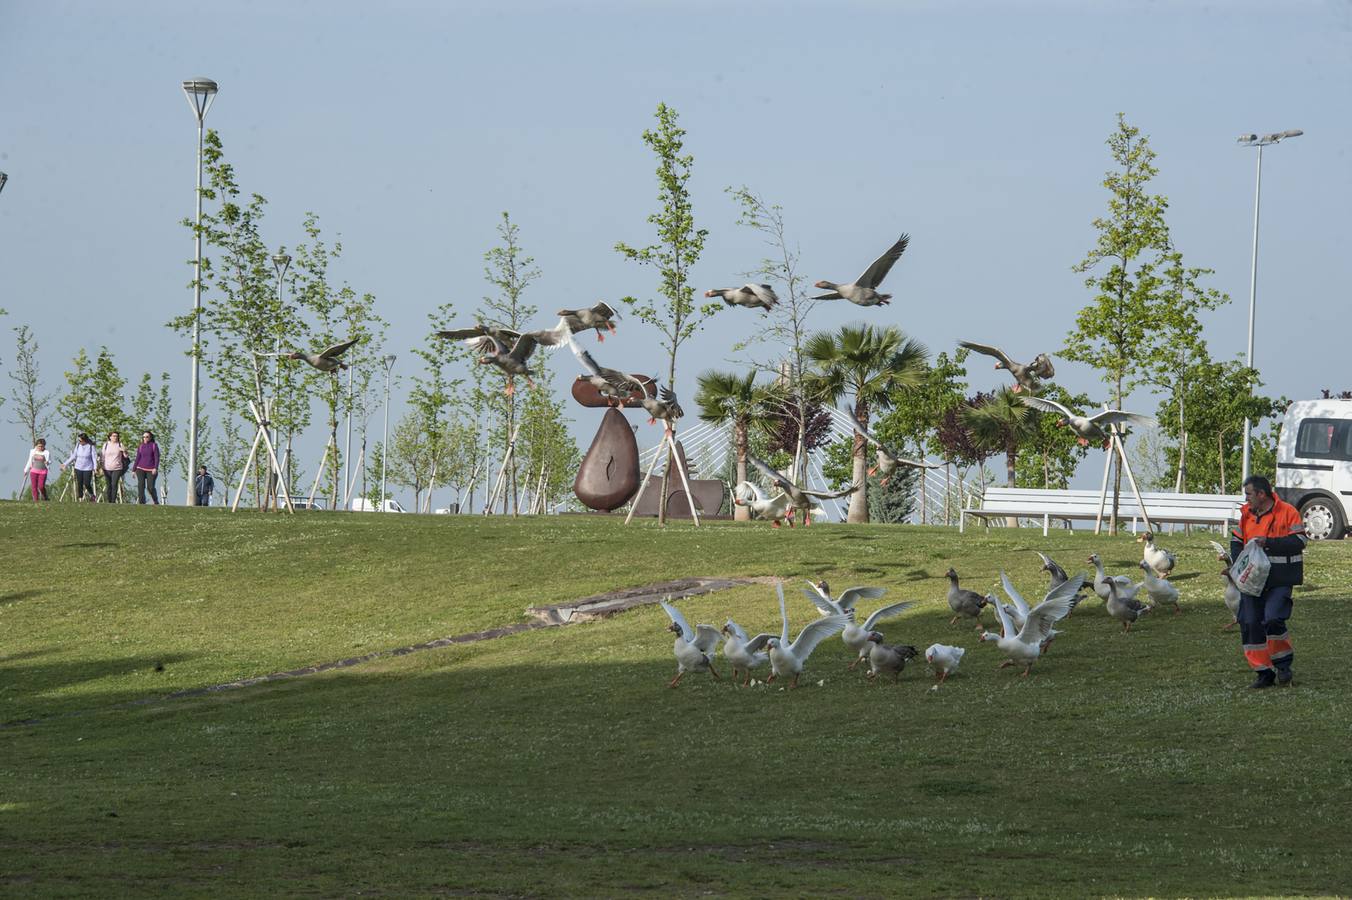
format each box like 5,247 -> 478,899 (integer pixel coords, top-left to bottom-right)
960,487 -> 1243,536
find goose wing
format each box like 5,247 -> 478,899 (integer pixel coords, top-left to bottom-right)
694,624 -> 722,656
437,325 -> 490,341
776,584 -> 790,645
861,600 -> 916,632
744,632 -> 775,654
789,614 -> 850,659
659,385 -> 683,419
802,582 -> 843,616
318,337 -> 360,360
591,300 -> 618,319
1019,575 -> 1087,643
835,586 -> 887,612
1021,395 -> 1076,418
568,338 -> 605,377
854,234 -> 910,288
803,481 -> 862,500
957,340 -> 1015,369
1088,409 -> 1157,429
749,455 -> 796,495
988,589 -> 1014,637
748,284 -> 779,307
508,333 -> 540,363
1000,571 -> 1031,620
1029,353 -> 1055,379
724,619 -> 749,642
660,599 -> 694,643
812,290 -> 845,301
847,409 -> 896,456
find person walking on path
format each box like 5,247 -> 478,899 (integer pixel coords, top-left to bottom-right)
194,465 -> 215,508
101,431 -> 130,503
133,430 -> 161,505
1230,474 -> 1307,689
23,439 -> 52,501
61,433 -> 98,501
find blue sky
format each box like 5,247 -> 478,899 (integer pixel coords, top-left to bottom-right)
1,1 -> 1348,504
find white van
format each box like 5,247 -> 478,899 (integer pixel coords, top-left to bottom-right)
1274,398 -> 1352,540
350,498 -> 407,513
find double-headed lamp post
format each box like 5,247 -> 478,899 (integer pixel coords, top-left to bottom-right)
183,77 -> 218,505
379,355 -> 397,511
1237,128 -> 1303,484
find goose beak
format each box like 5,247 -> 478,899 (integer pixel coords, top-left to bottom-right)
703,290 -> 716,298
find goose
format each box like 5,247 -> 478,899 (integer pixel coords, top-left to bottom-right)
813,235 -> 909,307
733,481 -> 795,528
1103,577 -> 1150,633
556,301 -> 619,342
1220,567 -> 1241,631
638,384 -> 684,431
749,454 -> 861,526
765,584 -> 849,689
998,571 -> 1071,653
660,599 -> 722,687
285,337 -> 360,373
437,323 -> 570,394
1209,540 -> 1233,564
1138,531 -> 1177,578
864,633 -> 919,683
704,284 -> 779,312
925,644 -> 966,684
802,583 -> 914,669
944,567 -> 989,626
1088,553 -> 1134,603
566,337 -> 651,406
978,575 -> 1087,675
720,619 -> 772,686
1020,396 -> 1156,448
956,341 -> 1055,394
1036,551 -> 1071,590
846,409 -> 940,485
1138,560 -> 1181,615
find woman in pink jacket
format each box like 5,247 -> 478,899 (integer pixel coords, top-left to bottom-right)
101,431 -> 129,503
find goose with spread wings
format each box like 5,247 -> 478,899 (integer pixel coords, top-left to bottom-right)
661,599 -> 722,688
1020,396 -> 1157,447
978,574 -> 1087,676
567,336 -> 651,406
638,384 -> 684,431
957,341 -> 1055,393
803,581 -> 915,670
556,301 -> 619,342
720,619 -> 773,686
997,571 -> 1071,653
705,284 -> 779,312
437,322 -> 570,394
748,454 -> 860,526
286,337 -> 360,373
766,584 -> 849,689
846,410 -> 940,485
732,481 -> 795,527
813,234 -> 910,307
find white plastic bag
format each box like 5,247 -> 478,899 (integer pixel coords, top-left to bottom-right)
1230,539 -> 1271,597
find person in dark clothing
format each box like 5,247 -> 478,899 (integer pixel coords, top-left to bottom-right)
133,430 -> 161,505
195,466 -> 215,507
1230,475 -> 1307,689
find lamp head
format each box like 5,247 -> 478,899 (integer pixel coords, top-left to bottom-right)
181,78 -> 218,121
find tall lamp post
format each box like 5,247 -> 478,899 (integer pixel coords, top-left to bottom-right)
379,354 -> 396,511
183,77 -> 218,505
1237,129 -> 1303,484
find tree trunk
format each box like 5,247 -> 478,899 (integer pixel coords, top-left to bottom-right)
1109,377 -> 1123,535
1218,431 -> 1227,495
734,422 -> 749,522
919,440 -> 928,525
846,398 -> 869,524
1005,445 -> 1018,527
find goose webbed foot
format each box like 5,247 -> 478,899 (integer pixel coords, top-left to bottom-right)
668,672 -> 684,688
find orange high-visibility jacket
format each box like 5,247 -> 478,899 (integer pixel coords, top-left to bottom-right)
1231,494 -> 1307,588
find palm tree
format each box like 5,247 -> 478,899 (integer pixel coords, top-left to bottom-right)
960,387 -> 1038,526
804,324 -> 928,523
695,370 -> 777,521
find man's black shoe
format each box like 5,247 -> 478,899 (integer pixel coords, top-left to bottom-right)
1276,668 -> 1294,686
1248,672 -> 1276,690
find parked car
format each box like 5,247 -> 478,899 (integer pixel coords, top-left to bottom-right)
1274,397 -> 1352,540
350,498 -> 407,513
433,504 -> 460,515
282,497 -> 327,510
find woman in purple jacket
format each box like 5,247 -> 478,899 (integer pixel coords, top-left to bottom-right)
134,430 -> 161,505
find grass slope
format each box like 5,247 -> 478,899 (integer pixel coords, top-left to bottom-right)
2,502 -> 1350,897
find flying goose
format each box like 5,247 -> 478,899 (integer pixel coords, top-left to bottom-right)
705,284 -> 779,312
660,599 -> 722,688
978,574 -> 1087,676
437,322 -> 570,394
944,567 -> 990,626
957,341 -> 1055,394
1020,396 -> 1156,447
802,583 -> 914,669
1088,553 -> 1135,603
286,337 -> 360,373
638,384 -> 684,431
566,336 -> 651,406
720,619 -> 772,686
765,584 -> 849,689
1103,577 -> 1150,632
733,481 -> 795,528
925,644 -> 966,685
864,634 -> 920,683
1138,531 -> 1177,578
556,301 -> 619,342
813,234 -> 910,307
846,410 -> 940,485
749,454 -> 861,526
1138,560 -> 1181,615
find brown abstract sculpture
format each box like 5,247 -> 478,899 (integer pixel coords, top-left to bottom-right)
573,407 -> 641,511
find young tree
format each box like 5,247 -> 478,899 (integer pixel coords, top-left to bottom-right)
409,301 -> 462,512
615,103 -> 717,523
515,371 -> 580,513
890,349 -> 968,523
1156,358 -> 1277,494
7,325 -> 53,446
58,348 -> 97,440
85,348 -> 128,443
1062,114 -> 1170,533
1014,384 -> 1093,490
388,410 -> 441,511
803,324 -> 928,524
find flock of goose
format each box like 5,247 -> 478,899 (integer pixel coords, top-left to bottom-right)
662,532 -> 1240,687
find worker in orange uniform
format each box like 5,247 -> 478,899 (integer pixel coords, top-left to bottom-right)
1230,475 -> 1307,689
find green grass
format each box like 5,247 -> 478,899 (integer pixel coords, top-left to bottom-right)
2,502 -> 1350,897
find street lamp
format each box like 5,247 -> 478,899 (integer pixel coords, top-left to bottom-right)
270,252 -> 291,500
183,77 -> 218,505
379,354 -> 396,511
1237,128 -> 1303,483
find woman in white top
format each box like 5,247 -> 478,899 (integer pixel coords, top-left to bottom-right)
23,438 -> 52,501
62,432 -> 98,501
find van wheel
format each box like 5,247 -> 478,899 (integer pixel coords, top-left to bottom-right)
1299,497 -> 1345,541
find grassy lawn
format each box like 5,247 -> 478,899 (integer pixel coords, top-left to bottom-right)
2,502 -> 1350,897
